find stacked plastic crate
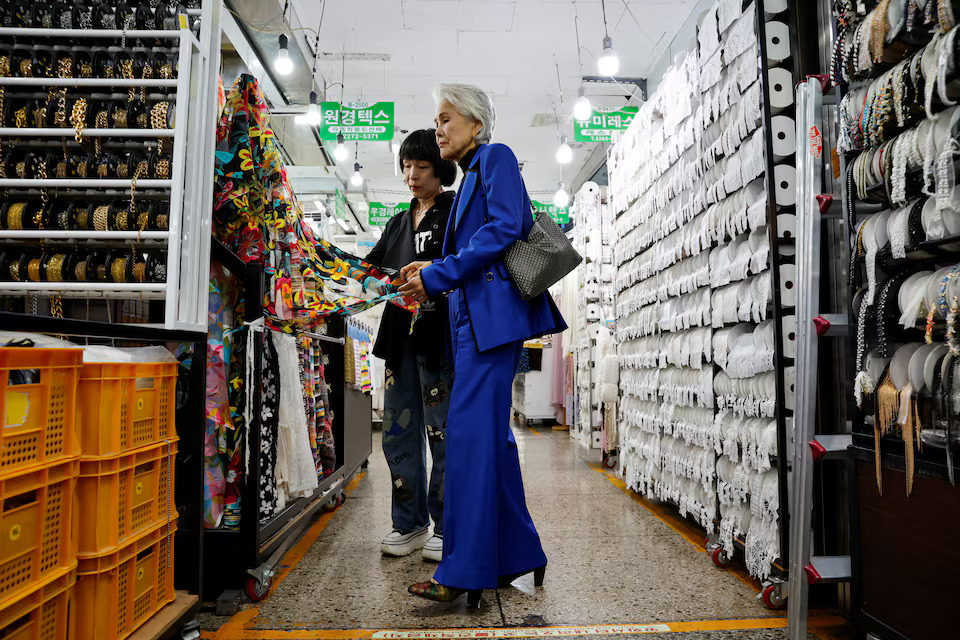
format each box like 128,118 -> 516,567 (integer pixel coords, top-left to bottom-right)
0,348 -> 82,640
72,360 -> 179,640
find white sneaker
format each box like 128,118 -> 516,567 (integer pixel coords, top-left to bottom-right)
421,534 -> 443,562
381,528 -> 430,557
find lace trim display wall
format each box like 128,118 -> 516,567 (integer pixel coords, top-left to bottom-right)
836,0 -> 960,492
608,0 -> 797,582
571,182 -> 614,450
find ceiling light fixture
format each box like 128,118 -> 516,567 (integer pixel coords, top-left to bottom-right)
275,34 -> 294,75
574,86 -> 592,121
334,133 -> 349,162
314,200 -> 327,214
597,0 -> 619,77
335,216 -> 350,231
556,135 -> 573,164
554,182 -> 570,207
350,162 -> 364,187
305,91 -> 322,125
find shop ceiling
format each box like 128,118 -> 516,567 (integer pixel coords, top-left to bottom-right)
227,0 -> 701,231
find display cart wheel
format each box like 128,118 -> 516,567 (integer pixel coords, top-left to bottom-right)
761,583 -> 786,610
526,418 -> 534,426
604,454 -> 617,469
245,575 -> 271,602
711,546 -> 731,568
338,491 -> 347,506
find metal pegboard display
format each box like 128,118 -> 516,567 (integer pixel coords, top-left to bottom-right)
607,0 -> 797,606
0,23 -> 213,332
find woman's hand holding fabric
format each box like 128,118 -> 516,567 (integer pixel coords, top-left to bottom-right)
399,274 -> 429,304
399,261 -> 432,282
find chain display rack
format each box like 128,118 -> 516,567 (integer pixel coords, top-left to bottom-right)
0,2 -> 222,631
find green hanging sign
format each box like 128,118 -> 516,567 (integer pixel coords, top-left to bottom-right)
368,202 -> 410,226
532,200 -> 570,225
318,101 -> 395,142
573,106 -> 639,142
334,189 -> 348,220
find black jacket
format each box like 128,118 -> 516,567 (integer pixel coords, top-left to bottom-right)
366,191 -> 454,366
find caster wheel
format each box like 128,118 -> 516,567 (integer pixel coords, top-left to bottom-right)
762,583 -> 786,610
526,419 -> 534,426
245,575 -> 271,602
604,456 -> 617,469
711,546 -> 731,568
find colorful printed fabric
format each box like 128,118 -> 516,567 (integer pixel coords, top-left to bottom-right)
316,347 -> 336,477
203,264 -> 242,529
213,74 -> 419,332
259,330 -> 281,522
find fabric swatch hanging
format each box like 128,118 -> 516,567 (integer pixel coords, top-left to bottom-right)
259,330 -> 281,522
212,73 -> 419,331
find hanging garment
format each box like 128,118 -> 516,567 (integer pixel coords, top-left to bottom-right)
434,290 -> 547,590
203,264 -> 242,529
212,74 -> 418,331
259,330 -> 281,522
316,348 -> 336,476
274,331 -> 320,504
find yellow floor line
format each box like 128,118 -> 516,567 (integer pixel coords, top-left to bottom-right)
203,617 -> 790,639
206,472 -> 367,640
586,462 -> 762,594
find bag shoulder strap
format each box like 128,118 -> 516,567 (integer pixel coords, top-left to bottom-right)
467,156 -> 537,224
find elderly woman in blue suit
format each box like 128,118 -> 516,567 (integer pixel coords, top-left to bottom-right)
399,84 -> 567,607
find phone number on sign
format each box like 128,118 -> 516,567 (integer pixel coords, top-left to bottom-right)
344,133 -> 389,141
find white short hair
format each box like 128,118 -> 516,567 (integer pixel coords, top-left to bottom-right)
433,83 -> 496,145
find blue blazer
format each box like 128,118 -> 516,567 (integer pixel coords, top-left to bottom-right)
420,143 -> 567,353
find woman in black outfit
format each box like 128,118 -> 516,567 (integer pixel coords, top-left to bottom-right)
365,129 -> 457,562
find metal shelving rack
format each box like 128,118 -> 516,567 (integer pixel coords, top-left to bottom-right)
0,4 -> 222,636
0,25 -> 213,331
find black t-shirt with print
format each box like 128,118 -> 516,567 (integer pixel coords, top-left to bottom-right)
366,191 -> 453,366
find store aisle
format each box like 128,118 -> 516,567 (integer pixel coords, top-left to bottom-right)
199,425 -> 829,639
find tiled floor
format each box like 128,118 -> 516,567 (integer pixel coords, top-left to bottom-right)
201,426 -> 851,639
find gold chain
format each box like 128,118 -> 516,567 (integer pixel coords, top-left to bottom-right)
151,102 -> 169,154
56,58 -> 70,127
94,111 -> 107,157
121,59 -> 135,102
141,64 -> 153,102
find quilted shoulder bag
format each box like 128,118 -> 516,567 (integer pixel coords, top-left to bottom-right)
474,166 -> 582,300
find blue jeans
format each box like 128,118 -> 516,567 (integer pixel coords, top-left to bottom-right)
382,343 -> 453,535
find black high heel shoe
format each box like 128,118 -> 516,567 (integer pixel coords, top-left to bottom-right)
497,564 -> 546,589
409,580 -> 484,609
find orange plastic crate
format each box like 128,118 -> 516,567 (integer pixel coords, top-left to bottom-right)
73,521 -> 176,640
77,439 -> 178,558
77,362 -> 177,457
0,348 -> 81,478
0,567 -> 74,640
0,460 -> 78,610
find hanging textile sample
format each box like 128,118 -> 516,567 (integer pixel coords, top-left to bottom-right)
316,344 -> 337,477
274,331 -> 320,507
212,73 -> 419,331
203,264 -> 242,529
259,329 -> 281,522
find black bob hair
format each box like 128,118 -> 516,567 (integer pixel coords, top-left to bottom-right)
398,129 -> 457,187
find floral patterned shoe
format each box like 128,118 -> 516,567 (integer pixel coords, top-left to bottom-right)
408,580 -> 482,608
